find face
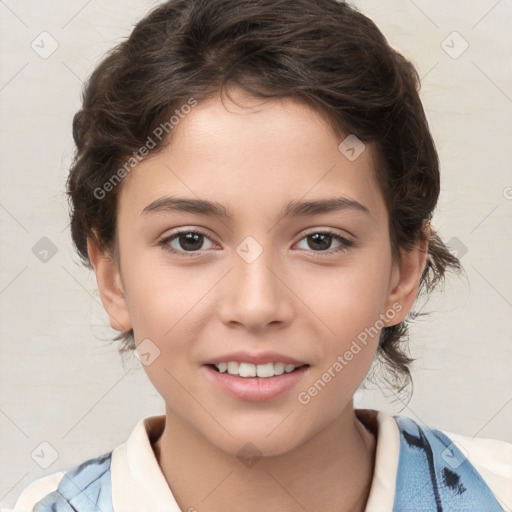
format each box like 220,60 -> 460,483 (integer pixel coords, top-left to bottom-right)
90,86 -> 424,457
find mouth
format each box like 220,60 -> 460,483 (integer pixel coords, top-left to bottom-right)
203,362 -> 310,401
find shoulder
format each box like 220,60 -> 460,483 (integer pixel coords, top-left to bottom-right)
13,451 -> 113,512
394,415 -> 512,511
440,428 -> 512,508
12,471 -> 65,511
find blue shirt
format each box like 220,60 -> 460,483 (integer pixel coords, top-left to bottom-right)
14,411 -> 510,512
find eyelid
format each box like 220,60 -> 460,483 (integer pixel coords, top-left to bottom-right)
297,226 -> 354,241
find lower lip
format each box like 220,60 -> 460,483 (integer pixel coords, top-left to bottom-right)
202,365 -> 309,402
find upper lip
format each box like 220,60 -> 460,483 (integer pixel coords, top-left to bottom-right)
203,351 -> 308,366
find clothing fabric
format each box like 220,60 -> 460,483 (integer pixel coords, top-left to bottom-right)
13,409 -> 512,512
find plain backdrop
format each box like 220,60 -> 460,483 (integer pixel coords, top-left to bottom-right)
1,0 -> 511,508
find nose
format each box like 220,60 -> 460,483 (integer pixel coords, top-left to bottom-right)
217,243 -> 294,331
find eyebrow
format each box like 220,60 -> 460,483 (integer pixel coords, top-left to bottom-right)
140,196 -> 370,218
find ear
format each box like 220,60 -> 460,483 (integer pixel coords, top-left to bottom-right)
87,235 -> 133,332
384,222 -> 430,326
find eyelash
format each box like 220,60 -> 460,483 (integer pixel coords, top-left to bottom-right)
158,229 -> 355,258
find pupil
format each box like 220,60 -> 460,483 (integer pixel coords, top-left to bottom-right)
180,232 -> 203,251
309,233 -> 331,251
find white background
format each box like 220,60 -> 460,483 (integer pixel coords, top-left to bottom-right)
1,0 -> 511,507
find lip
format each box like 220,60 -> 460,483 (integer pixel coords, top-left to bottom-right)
203,351 -> 307,366
202,364 -> 310,402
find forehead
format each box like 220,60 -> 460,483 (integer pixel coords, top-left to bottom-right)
117,87 -> 387,223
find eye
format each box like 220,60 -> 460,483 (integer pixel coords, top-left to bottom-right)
159,228 -> 355,258
295,231 -> 354,256
159,229 -> 217,256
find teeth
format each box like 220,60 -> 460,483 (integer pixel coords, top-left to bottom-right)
214,361 -> 303,378
227,362 -> 239,374
238,362 -> 256,377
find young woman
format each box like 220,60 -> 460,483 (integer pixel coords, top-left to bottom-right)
14,0 -> 511,510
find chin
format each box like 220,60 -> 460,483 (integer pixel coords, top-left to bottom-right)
206,421 -> 308,460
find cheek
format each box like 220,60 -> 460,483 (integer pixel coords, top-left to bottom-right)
123,266 -> 212,411
293,247 -> 393,394
294,273 -> 385,423
301,251 -> 393,340
122,254 -> 211,340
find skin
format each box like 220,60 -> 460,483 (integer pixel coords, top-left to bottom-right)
88,85 -> 428,512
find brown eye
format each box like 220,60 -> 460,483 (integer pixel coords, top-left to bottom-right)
160,230 -> 216,255
307,233 -> 334,251
296,231 -> 354,255
174,232 -> 204,251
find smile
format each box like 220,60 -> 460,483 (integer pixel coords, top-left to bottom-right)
204,363 -> 310,401
211,361 -> 307,378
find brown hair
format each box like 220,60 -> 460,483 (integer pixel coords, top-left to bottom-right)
66,0 -> 461,397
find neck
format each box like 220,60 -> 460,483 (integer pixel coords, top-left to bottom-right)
153,404 -> 377,512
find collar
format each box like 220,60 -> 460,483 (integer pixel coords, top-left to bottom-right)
110,408 -> 400,512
